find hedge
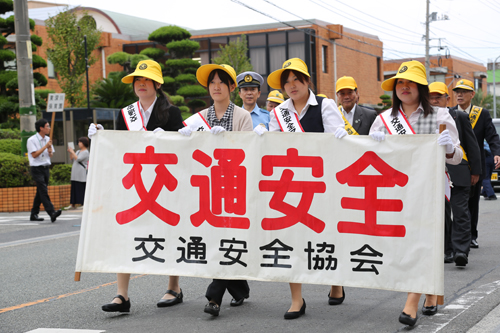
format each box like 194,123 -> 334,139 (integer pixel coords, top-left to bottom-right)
0,153 -> 33,188
49,164 -> 72,185
0,139 -> 22,155
0,129 -> 21,140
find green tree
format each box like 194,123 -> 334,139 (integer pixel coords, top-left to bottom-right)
472,89 -> 494,109
212,34 -> 253,106
91,76 -> 136,108
0,0 -> 46,126
45,9 -> 101,107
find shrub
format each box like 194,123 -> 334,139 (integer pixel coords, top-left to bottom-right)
187,99 -> 206,109
176,85 -> 207,98
0,153 -> 33,188
49,164 -> 72,185
179,106 -> 190,114
0,129 -> 21,139
0,139 -> 21,155
140,47 -> 165,60
169,94 -> 184,106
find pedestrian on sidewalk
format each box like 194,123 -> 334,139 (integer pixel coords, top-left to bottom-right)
27,118 -> 62,223
66,136 -> 89,210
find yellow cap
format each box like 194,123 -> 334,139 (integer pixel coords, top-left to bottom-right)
336,76 -> 357,92
381,60 -> 428,91
267,58 -> 310,90
267,90 -> 284,103
429,82 -> 449,95
316,94 -> 328,98
453,79 -> 474,91
196,64 -> 237,87
122,60 -> 164,84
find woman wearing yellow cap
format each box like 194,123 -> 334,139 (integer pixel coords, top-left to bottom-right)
180,63 -> 252,317
369,60 -> 463,326
265,58 -> 346,319
88,59 -> 185,313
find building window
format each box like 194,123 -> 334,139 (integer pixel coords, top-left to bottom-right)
322,45 -> 328,73
377,57 -> 381,81
47,58 -> 56,78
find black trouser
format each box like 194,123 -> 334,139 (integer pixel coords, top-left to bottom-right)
445,186 -> 471,255
205,279 -> 249,305
30,166 -> 55,215
468,182 -> 481,241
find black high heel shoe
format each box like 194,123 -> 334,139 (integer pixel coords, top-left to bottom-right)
102,295 -> 130,312
399,311 -> 418,326
421,297 -> 438,315
328,286 -> 345,305
284,298 -> 306,319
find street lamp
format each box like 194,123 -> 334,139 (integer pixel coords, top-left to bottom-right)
84,35 -> 90,113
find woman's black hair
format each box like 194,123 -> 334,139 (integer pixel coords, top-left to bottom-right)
391,80 -> 433,117
279,69 -> 315,93
133,76 -> 172,124
78,136 -> 89,148
207,69 -> 235,87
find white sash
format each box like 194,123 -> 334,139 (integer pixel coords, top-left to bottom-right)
121,102 -> 146,131
273,107 -> 304,133
380,109 -> 451,200
183,112 -> 211,131
379,108 -> 415,135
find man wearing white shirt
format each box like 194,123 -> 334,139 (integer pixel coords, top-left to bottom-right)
27,119 -> 62,222
336,76 -> 377,135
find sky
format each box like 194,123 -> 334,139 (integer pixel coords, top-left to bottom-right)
46,0 -> 500,66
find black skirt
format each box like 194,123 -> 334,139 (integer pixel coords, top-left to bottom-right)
70,181 -> 86,205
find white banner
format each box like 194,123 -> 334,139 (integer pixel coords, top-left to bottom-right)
76,131 -> 445,295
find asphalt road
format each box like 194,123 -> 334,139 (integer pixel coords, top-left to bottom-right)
1,200 -> 500,333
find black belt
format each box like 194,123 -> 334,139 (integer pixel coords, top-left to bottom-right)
32,165 -> 50,169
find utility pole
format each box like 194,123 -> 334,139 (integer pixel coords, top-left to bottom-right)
425,0 -> 430,79
14,0 -> 36,156
494,56 -> 500,119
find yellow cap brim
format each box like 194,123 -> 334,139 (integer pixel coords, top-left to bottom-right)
336,85 -> 357,93
267,97 -> 284,103
267,68 -> 310,90
381,73 -> 428,91
453,85 -> 474,91
122,71 -> 164,84
196,64 -> 237,87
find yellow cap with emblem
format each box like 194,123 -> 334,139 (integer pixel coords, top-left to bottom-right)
381,60 -> 428,91
267,58 -> 310,90
267,90 -> 284,103
196,63 -> 237,87
122,60 -> 164,84
452,79 -> 474,91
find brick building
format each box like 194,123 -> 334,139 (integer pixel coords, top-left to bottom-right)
384,56 -> 487,107
191,19 -> 385,107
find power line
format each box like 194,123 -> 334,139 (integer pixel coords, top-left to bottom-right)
260,0 -> 422,60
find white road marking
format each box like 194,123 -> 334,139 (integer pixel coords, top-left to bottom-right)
409,280 -> 500,332
25,329 -> 105,333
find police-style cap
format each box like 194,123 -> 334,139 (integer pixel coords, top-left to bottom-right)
267,58 -> 310,90
122,60 -> 164,84
453,79 -> 474,91
381,60 -> 428,91
267,90 -> 284,103
237,71 -> 264,88
196,63 -> 237,87
429,82 -> 449,95
336,76 -> 357,92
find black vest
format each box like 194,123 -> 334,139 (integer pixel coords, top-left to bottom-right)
299,96 -> 324,133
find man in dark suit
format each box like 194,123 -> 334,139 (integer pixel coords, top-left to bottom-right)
335,76 -> 377,135
429,82 -> 481,267
450,79 -> 500,249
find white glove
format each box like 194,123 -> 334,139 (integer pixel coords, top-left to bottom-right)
88,123 -> 104,139
370,131 -> 385,142
334,127 -> 348,139
437,129 -> 454,154
178,126 -> 193,136
211,126 -> 226,135
153,127 -> 164,133
253,125 -> 268,136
